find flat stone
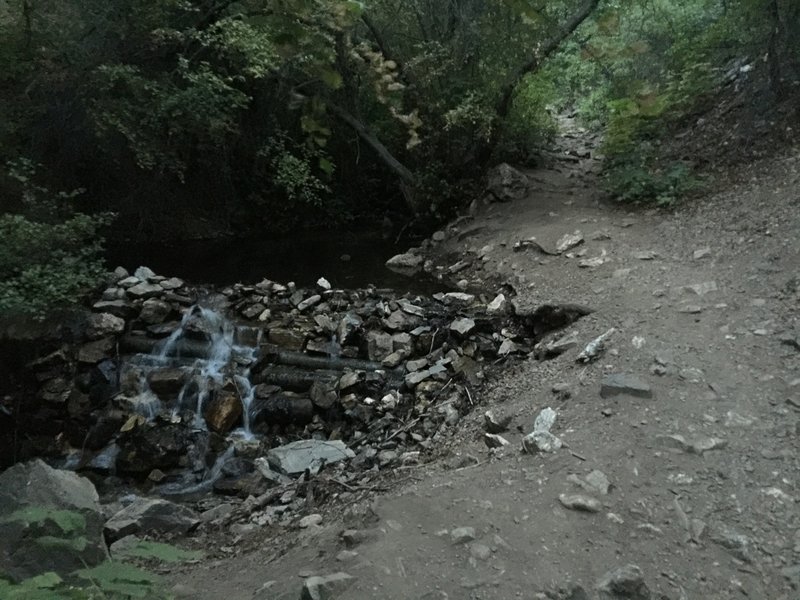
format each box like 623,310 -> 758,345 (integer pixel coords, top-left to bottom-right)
78,337 -> 115,364
126,282 -> 163,299
267,440 -> 355,476
658,434 -> 727,455
301,572 -> 355,600
443,292 -> 475,305
93,300 -> 136,319
450,318 -> 476,336
556,231 -> 584,253
596,564 -> 651,599
147,368 -> 188,396
386,252 -> 423,272
558,494 -> 601,513
160,277 -> 184,290
134,266 -> 156,280
693,247 -> 711,260
299,514 -> 323,528
487,294 -> 508,315
366,330 -> 393,361
600,374 -> 652,399
684,281 -> 718,296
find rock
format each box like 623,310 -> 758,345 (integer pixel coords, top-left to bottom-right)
104,498 -> 199,543
693,247 -> 711,260
317,277 -> 332,291
0,460 -> 108,581
299,514 -> 323,528
470,543 -> 492,561
600,374 -> 652,399
86,313 -> 126,339
558,494 -> 601,513
450,527 -> 477,544
337,313 -> 363,345
160,277 -> 184,290
450,318 -> 476,336
486,163 -> 529,202
301,572 -> 355,600
118,275 -> 140,288
298,295 -> 322,312
267,440 -> 355,476
78,337 -> 115,364
204,390 -> 243,433
269,328 -> 306,351
498,339 -> 519,356
568,470 -> 611,495
213,471 -> 271,498
556,231 -> 584,253
709,525 -> 752,562
576,328 -> 615,363
633,250 -> 657,260
684,281 -> 718,296
405,369 -> 431,387
443,292 -> 475,305
258,395 -> 314,426
391,332 -> 413,354
126,282 -> 163,299
658,434 -> 727,455
596,564 -> 651,599
116,423 -> 190,474
241,303 -> 266,320
522,407 -> 562,453
484,433 -> 510,448
537,332 -> 579,358
366,330 -> 394,361
310,381 -> 338,410
336,550 -> 359,562
134,266 -> 156,280
93,300 -> 136,319
487,294 -> 508,315
139,299 -> 171,325
386,251 -> 423,273
147,368 -> 188,397
484,410 -> 511,433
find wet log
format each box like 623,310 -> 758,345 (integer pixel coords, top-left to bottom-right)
260,347 -> 386,373
254,365 -> 340,391
253,395 -> 314,426
120,335 -> 210,359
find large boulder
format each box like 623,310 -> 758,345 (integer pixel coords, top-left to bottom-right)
116,423 -> 191,474
0,459 -> 108,581
486,163 -> 529,202
104,498 -> 199,543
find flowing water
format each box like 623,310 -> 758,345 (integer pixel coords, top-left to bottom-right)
125,306 -> 262,436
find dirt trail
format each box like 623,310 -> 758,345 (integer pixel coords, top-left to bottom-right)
172,121 -> 800,600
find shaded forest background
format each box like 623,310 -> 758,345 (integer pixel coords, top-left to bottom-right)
0,0 -> 798,318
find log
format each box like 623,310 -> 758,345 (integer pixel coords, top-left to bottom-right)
254,365 -> 340,391
262,348 -> 385,373
120,335 -> 211,359
253,395 -> 314,426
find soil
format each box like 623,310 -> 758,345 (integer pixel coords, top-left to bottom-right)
166,118 -> 800,599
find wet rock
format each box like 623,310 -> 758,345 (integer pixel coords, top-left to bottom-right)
78,337 -> 116,364
337,313 -> 363,345
267,440 -> 355,476
486,163 -> 529,202
386,251 -> 423,273
86,312 -> 126,340
450,527 -> 477,544
558,494 -> 601,513
204,390 -> 243,433
241,303 -> 266,320
596,564 -> 651,599
301,572 -> 355,600
269,328 -> 306,351
147,368 -> 188,397
93,299 -> 136,319
600,374 -> 652,399
484,410 -> 511,433
160,277 -> 184,290
116,423 -> 190,474
104,498 -> 199,543
126,282 -> 163,299
0,459 -> 108,581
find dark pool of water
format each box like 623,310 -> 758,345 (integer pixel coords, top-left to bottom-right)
107,230 -> 442,293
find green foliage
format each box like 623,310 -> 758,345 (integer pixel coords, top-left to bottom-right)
605,157 -> 703,206
111,540 -> 203,563
0,506 -> 202,599
0,506 -> 87,536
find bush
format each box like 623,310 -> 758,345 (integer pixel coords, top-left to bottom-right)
0,162 -> 113,320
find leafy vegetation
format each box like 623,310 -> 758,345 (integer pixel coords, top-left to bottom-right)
0,506 -> 202,599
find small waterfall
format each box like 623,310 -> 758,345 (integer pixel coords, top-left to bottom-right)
127,305 -> 262,434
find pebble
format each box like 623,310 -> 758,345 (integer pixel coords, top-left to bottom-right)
596,564 -> 650,599
451,527 -> 477,544
298,513 -> 323,528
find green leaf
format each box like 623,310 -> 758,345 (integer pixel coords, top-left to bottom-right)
36,535 -> 89,552
318,157 -> 334,174
112,540 -> 204,563
0,507 -> 86,535
317,68 -> 342,90
75,561 -> 161,598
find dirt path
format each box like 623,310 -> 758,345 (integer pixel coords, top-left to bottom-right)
171,123 -> 800,600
